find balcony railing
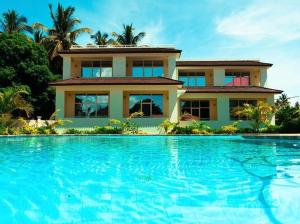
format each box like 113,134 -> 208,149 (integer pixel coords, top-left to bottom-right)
70,44 -> 176,49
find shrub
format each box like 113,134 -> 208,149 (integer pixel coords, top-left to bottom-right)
64,128 -> 83,134
158,119 -> 179,134
279,118 -> 300,133
84,126 -> 122,134
109,112 -> 143,134
219,121 -> 240,134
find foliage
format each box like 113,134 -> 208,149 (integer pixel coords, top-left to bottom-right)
159,119 -> 179,134
112,24 -> 145,45
91,31 -> 115,45
173,120 -> 212,135
0,33 -> 57,118
64,128 -> 83,134
33,3 -> 91,59
0,10 -> 32,34
109,112 -> 143,134
279,118 -> 300,133
219,121 -> 240,134
84,126 -> 122,134
275,94 -> 300,125
0,86 -> 33,117
233,101 -> 275,132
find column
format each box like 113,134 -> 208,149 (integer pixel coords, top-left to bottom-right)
63,56 -> 71,80
168,55 -> 177,79
260,68 -> 268,87
169,88 -> 178,122
216,96 -> 230,125
213,68 -> 225,86
110,89 -> 123,119
267,95 -> 275,125
55,89 -> 65,118
113,56 -> 126,77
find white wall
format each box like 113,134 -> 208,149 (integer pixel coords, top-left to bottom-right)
213,68 -> 225,86
113,56 -> 126,77
63,56 -> 71,80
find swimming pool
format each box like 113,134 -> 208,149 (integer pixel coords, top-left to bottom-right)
0,136 -> 299,223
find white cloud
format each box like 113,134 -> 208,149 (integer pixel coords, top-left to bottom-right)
139,19 -> 166,45
216,0 -> 300,42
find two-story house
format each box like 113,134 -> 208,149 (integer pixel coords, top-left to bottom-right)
49,45 -> 282,131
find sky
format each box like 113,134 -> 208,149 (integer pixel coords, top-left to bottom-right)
1,0 -> 299,104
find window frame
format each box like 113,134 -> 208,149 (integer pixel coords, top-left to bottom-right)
74,94 -> 109,118
178,71 -> 206,87
129,94 -> 164,117
81,60 -> 113,78
180,99 -> 210,120
229,99 -> 257,120
225,71 -> 250,86
132,60 -> 164,77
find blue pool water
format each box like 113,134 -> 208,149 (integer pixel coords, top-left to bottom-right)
0,136 -> 300,223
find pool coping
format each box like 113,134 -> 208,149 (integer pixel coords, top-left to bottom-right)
0,133 -> 300,139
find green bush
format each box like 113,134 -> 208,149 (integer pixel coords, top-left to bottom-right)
84,126 -> 122,134
64,128 -> 83,134
279,118 -> 300,133
218,121 -> 240,134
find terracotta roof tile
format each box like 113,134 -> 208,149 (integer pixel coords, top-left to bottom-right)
49,77 -> 183,86
176,60 -> 272,67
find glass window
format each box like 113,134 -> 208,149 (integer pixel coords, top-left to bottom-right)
129,94 -> 164,117
81,61 -> 112,78
225,72 -> 250,86
75,94 -> 109,117
229,99 -> 257,120
180,100 -> 210,120
132,60 -> 164,77
178,71 -> 206,87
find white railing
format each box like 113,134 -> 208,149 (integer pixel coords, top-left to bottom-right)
70,44 -> 176,49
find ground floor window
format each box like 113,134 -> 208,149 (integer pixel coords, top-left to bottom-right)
129,94 -> 163,117
180,100 -> 210,120
229,99 -> 257,120
75,94 -> 109,117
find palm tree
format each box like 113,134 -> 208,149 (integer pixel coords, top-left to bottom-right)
0,86 -> 33,117
275,93 -> 289,108
112,24 -> 145,45
0,10 -> 32,34
33,3 -> 91,58
234,101 -> 275,132
91,30 -> 114,45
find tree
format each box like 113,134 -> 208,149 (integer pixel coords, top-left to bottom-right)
91,31 -> 114,45
0,10 -> 32,34
33,3 -> 91,59
275,94 -> 300,125
234,101 -> 275,132
0,33 -> 57,118
112,24 -> 145,45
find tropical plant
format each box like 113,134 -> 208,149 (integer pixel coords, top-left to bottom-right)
0,10 -> 32,34
41,110 -> 70,134
233,101 -> 275,132
0,86 -> 33,117
275,94 -> 300,125
220,121 -> 240,134
159,119 -> 179,134
91,31 -> 114,45
112,24 -> 145,45
0,33 -> 57,118
33,3 -> 91,58
109,112 -> 143,134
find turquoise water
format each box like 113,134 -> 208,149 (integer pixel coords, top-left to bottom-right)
0,136 -> 300,223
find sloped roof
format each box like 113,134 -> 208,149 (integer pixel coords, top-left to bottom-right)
176,60 -> 272,67
184,86 -> 282,94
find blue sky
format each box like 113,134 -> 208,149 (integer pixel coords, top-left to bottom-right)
1,0 -> 300,103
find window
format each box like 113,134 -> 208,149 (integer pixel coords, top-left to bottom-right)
180,100 -> 210,120
75,94 -> 109,117
229,99 -> 257,120
132,60 -> 164,77
179,71 -> 206,87
81,61 -> 112,78
129,94 -> 163,117
225,72 -> 250,86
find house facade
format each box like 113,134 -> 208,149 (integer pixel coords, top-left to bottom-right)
50,45 -> 282,131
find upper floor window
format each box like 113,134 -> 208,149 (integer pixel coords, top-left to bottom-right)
225,72 -> 250,86
132,60 -> 164,77
75,94 -> 109,117
229,99 -> 257,120
81,61 -> 112,78
179,71 -> 206,87
129,94 -> 163,117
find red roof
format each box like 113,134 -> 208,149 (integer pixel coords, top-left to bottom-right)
176,60 -> 272,67
184,86 -> 282,94
49,77 -> 183,86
